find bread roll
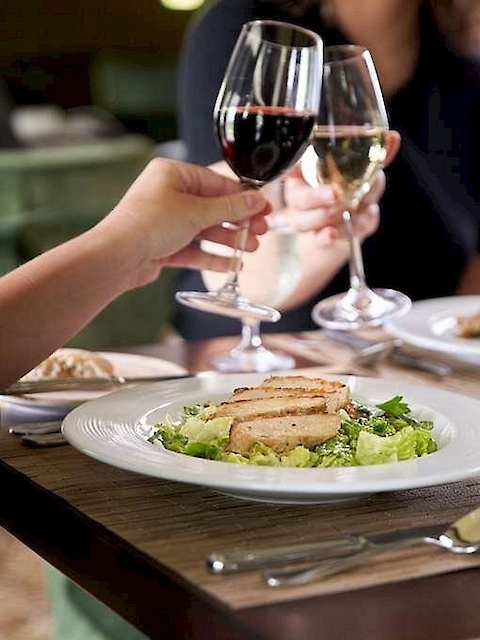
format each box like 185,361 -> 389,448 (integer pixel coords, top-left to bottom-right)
21,348 -> 114,380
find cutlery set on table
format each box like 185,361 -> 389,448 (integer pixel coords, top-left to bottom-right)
207,505 -> 480,587
287,329 -> 453,377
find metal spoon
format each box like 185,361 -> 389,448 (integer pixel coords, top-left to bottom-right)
264,505 -> 480,587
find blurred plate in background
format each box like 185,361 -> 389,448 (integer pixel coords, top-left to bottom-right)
385,296 -> 480,364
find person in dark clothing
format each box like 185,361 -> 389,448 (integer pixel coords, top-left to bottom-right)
172,0 -> 480,340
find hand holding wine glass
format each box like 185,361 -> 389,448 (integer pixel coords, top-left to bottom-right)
310,45 -> 411,331
176,19 -> 322,323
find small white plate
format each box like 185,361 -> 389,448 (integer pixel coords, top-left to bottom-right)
62,372 -> 480,505
385,296 -> 480,363
1,352 -> 187,413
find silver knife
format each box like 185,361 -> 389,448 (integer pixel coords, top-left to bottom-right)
206,522 -> 447,574
1,373 -> 193,395
322,329 -> 452,377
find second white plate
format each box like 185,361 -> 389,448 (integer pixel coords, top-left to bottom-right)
385,296 -> 480,362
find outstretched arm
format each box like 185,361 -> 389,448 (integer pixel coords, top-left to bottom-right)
0,159 -> 268,387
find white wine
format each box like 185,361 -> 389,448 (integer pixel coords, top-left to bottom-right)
312,125 -> 388,205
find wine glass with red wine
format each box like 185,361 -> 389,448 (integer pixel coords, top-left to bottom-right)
176,20 -> 322,323
310,45 -> 411,330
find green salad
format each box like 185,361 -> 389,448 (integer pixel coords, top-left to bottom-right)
148,395 -> 438,468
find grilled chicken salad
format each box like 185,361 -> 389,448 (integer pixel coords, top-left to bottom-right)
148,376 -> 438,467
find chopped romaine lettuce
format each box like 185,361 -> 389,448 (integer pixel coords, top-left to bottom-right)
356,426 -> 418,465
248,443 -> 282,466
179,415 -> 231,443
315,434 -> 358,467
280,446 -> 318,468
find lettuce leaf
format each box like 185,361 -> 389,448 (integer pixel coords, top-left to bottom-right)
355,426 -> 418,465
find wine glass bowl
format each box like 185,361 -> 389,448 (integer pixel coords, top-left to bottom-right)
216,105 -> 317,189
176,20 -> 322,323
310,45 -> 411,330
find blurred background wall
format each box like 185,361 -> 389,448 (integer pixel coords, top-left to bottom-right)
0,0 -> 205,349
0,0 -> 198,142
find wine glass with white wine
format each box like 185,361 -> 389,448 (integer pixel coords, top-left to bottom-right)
310,45 -> 411,331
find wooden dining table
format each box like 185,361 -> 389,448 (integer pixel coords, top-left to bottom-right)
2,329 -> 480,640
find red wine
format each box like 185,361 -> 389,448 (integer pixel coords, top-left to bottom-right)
216,105 -> 315,185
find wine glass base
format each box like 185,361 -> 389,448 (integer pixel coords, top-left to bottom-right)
175,291 -> 281,323
210,346 -> 295,373
311,288 -> 411,331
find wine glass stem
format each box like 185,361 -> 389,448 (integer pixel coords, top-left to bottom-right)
343,208 -> 367,291
221,182 -> 256,295
238,318 -> 262,351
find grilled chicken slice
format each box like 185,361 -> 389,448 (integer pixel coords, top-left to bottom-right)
227,413 -> 341,454
229,386 -> 321,402
215,395 -> 333,421
222,376 -> 350,415
259,375 -> 343,392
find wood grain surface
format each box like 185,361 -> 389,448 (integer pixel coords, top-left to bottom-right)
2,357 -> 480,613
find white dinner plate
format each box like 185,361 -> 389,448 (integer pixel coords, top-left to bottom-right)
62,372 -> 480,505
385,296 -> 480,363
1,352 -> 187,413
